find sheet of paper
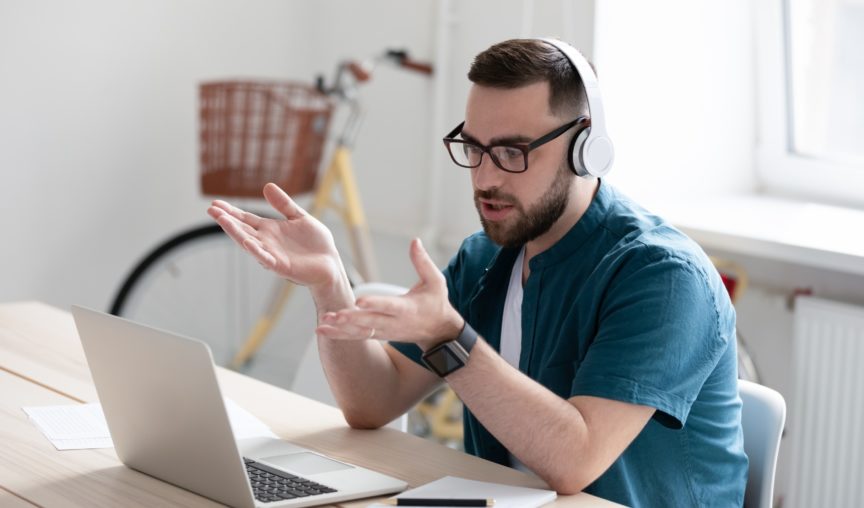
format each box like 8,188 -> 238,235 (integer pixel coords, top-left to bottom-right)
23,398 -> 277,451
224,398 -> 279,440
367,476 -> 557,508
22,403 -> 113,450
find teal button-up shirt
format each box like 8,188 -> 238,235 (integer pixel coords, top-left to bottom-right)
392,181 -> 748,507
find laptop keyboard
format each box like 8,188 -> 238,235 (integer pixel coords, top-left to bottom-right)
244,458 -> 337,503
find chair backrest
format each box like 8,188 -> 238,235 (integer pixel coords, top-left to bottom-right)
292,282 -> 409,432
739,379 -> 786,508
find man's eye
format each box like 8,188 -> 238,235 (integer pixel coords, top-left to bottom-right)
494,146 -> 523,160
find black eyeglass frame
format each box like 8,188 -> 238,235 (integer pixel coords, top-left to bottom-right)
442,116 -> 590,173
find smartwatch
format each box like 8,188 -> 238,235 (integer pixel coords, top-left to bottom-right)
421,321 -> 478,377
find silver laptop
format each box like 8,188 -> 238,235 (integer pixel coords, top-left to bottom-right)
71,306 -> 406,508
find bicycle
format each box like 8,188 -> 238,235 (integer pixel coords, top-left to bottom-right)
109,49 -> 432,387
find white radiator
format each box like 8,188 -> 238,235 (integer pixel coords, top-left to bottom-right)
788,296 -> 864,508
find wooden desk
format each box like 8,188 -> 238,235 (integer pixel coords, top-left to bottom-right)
0,302 -> 619,507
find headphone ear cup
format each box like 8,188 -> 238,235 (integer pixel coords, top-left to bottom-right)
568,127 -> 590,176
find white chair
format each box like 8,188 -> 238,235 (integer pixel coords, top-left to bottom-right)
739,379 -> 786,508
291,282 -> 409,432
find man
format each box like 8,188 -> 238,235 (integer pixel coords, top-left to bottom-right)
208,39 -> 748,507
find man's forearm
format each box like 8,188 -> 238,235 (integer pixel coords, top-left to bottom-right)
309,277 -> 407,428
316,337 -> 404,427
446,339 -> 592,493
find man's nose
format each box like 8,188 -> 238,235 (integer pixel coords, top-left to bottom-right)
472,154 -> 504,190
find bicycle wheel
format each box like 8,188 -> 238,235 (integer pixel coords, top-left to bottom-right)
109,223 -> 318,388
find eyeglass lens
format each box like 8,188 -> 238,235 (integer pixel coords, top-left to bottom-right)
449,142 -> 526,172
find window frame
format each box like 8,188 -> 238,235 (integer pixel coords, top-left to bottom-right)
754,0 -> 864,208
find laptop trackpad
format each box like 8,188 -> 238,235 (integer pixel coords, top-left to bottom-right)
261,452 -> 353,476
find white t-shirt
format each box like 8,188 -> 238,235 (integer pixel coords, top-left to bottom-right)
500,247 -> 533,474
500,246 -> 525,370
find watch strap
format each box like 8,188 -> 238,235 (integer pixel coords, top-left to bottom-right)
454,320 -> 478,354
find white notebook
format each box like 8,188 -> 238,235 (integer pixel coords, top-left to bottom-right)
368,476 -> 557,508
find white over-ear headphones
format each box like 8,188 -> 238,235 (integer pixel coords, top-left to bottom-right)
540,38 -> 614,178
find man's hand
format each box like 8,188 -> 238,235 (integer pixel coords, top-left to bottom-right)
207,183 -> 345,291
317,238 -> 463,351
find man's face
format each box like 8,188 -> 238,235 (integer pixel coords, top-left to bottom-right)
474,161 -> 571,248
462,81 -> 576,248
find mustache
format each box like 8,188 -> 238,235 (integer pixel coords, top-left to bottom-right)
474,188 -> 518,205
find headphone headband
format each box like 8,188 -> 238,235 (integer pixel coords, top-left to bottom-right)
539,38 -> 614,177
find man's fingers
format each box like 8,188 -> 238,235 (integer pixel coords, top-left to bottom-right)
355,295 -> 404,316
209,205 -> 258,237
319,310 -> 391,337
242,239 -> 277,269
206,205 -> 224,221
211,199 -> 263,228
215,214 -> 256,248
409,238 -> 443,286
263,183 -> 306,220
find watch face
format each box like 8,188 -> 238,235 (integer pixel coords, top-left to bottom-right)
425,345 -> 465,375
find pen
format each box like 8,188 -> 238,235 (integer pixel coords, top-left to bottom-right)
381,499 -> 494,507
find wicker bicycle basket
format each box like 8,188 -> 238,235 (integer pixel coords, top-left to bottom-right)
199,81 -> 334,197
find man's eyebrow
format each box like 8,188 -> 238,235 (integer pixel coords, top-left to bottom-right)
460,128 -> 532,146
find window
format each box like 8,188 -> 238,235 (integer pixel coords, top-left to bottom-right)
787,0 -> 864,164
755,0 -> 864,207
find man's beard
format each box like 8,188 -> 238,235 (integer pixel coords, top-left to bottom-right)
474,164 -> 572,248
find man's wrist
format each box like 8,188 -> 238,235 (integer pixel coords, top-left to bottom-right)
310,272 -> 354,316
419,313 -> 465,352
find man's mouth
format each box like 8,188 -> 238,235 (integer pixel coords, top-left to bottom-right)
485,202 -> 510,210
479,200 -> 515,221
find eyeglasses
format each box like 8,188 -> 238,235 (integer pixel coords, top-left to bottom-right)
442,116 -> 589,173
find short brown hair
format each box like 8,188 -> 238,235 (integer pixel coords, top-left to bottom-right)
467,39 -> 590,118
